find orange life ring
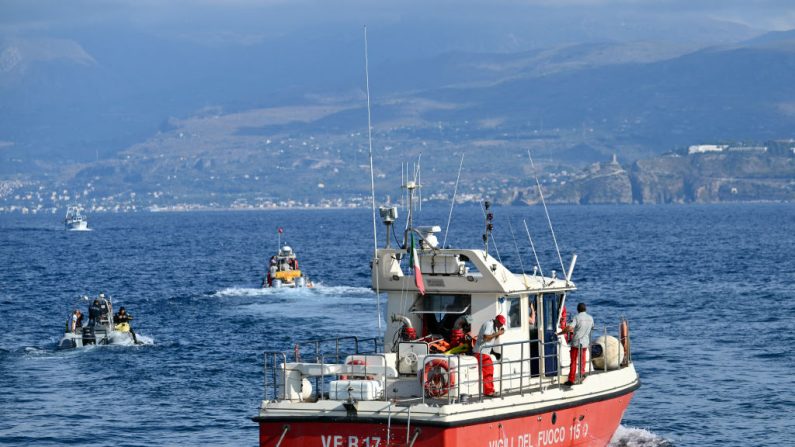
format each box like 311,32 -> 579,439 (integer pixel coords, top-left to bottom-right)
423,359 -> 456,397
340,358 -> 374,380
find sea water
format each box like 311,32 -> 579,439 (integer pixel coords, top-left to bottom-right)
1,204 -> 793,446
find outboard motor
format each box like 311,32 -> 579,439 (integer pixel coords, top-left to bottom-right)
295,277 -> 306,288
271,279 -> 283,288
82,326 -> 96,345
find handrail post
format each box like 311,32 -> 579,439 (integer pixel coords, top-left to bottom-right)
538,339 -> 543,392
520,341 -> 525,396
603,325 -> 608,373
319,354 -> 325,401
499,343 -> 504,396
477,348 -> 484,401
626,319 -> 632,364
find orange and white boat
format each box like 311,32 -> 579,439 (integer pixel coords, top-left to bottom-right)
263,227 -> 313,289
253,181 -> 639,447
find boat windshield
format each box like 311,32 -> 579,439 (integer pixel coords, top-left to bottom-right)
410,294 -> 470,314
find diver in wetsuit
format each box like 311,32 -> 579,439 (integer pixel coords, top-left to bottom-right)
88,299 -> 101,327
114,306 -> 139,344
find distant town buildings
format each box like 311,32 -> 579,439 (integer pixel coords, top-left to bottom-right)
688,144 -> 768,154
688,144 -> 727,154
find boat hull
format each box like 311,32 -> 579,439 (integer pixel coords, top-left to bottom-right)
258,391 -> 634,447
65,220 -> 88,231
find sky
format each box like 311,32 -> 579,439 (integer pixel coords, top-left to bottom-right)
2,1 -> 795,47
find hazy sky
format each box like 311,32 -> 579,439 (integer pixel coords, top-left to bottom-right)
3,0 -> 795,43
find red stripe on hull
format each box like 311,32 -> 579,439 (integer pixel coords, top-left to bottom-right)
259,392 -> 634,447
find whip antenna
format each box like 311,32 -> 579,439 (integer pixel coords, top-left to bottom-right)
364,26 -> 381,332
442,153 -> 464,248
508,219 -> 529,287
480,201 -> 502,264
417,154 -> 423,212
527,150 -> 566,275
523,219 -> 544,279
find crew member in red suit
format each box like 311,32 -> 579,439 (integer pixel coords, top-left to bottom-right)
474,314 -> 506,396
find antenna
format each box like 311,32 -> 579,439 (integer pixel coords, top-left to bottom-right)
523,219 -> 544,279
508,219 -> 529,287
364,25 -> 381,333
482,200 -> 494,257
400,161 -> 406,213
442,153 -> 464,248
402,175 -> 420,247
527,150 -> 566,275
417,153 -> 423,212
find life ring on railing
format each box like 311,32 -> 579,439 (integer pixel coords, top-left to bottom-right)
619,320 -> 630,366
423,359 -> 456,397
340,358 -> 374,380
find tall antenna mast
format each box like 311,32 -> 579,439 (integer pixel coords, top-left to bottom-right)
417,153 -> 422,212
442,153 -> 464,248
364,26 -> 381,332
403,171 -> 420,247
523,219 -> 544,279
508,219 -> 528,287
527,150 -> 566,275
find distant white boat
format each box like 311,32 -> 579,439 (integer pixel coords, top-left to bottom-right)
64,205 -> 88,231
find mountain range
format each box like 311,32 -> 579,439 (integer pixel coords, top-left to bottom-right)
1,24 -> 795,207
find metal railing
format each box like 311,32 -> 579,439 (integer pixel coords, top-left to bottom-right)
261,320 -> 633,404
262,336 -> 383,402
293,336 -> 382,363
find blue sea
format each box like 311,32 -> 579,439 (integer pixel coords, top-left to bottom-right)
1,204 -> 793,446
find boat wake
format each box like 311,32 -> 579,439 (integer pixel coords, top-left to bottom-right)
609,425 -> 673,447
212,284 -> 374,298
108,331 -> 154,346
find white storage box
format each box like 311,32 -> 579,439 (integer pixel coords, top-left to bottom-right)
329,379 -> 384,401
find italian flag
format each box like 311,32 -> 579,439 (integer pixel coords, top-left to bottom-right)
410,233 -> 426,295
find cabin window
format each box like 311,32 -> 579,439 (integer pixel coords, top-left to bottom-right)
543,293 -> 560,331
412,294 -> 470,314
506,296 -> 522,329
411,294 -> 471,339
456,254 -> 480,274
529,295 -> 539,331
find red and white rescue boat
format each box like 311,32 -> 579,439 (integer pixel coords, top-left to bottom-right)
254,183 -> 639,447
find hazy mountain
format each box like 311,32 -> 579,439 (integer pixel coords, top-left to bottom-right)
3,3 -> 795,209
0,4 -> 766,168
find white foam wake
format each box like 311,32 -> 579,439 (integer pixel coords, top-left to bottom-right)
212,284 -> 374,298
609,425 -> 672,447
108,331 -> 154,346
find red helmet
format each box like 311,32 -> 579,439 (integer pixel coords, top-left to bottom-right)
495,315 -> 506,326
